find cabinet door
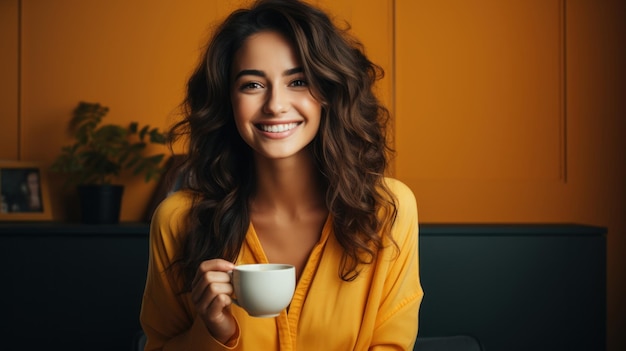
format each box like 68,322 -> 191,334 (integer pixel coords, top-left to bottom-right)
419,227 -> 606,350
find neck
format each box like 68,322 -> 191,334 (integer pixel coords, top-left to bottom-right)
251,150 -> 326,215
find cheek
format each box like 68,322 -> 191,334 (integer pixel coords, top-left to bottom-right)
231,92 -> 260,114
304,99 -> 323,126
232,101 -> 263,147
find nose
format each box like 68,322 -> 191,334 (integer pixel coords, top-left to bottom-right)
263,85 -> 289,115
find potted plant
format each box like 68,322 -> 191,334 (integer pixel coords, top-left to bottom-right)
51,101 -> 167,224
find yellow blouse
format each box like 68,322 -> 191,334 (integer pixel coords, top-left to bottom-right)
140,178 -> 422,350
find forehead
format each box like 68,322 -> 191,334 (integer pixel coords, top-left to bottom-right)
232,31 -> 301,74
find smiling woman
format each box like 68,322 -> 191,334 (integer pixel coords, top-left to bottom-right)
139,0 -> 421,350
4,0 -> 625,349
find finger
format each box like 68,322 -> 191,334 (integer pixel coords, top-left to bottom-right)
191,271 -> 232,303
192,272 -> 234,303
192,270 -> 233,292
206,293 -> 234,323
196,282 -> 234,315
192,259 -> 236,287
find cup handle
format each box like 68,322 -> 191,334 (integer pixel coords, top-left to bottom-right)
227,270 -> 240,307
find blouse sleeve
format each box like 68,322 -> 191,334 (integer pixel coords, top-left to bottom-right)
369,179 -> 423,350
140,191 -> 240,351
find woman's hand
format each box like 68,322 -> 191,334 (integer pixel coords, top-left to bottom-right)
191,259 -> 237,344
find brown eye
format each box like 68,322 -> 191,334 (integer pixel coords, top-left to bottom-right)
290,79 -> 308,87
240,82 -> 264,91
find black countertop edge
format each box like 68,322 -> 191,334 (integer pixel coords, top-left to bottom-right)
0,221 -> 150,236
419,223 -> 607,236
0,221 -> 607,237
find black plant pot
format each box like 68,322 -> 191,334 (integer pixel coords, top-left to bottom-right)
77,184 -> 124,224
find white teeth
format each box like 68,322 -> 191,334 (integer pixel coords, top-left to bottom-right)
259,123 -> 299,133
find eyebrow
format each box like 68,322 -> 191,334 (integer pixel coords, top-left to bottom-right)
234,67 -> 303,80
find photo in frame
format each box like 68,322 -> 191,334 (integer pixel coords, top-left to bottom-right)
0,161 -> 53,221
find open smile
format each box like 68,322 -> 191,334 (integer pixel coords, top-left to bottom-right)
256,122 -> 301,133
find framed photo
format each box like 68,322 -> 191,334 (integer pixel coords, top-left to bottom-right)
0,161 -> 53,221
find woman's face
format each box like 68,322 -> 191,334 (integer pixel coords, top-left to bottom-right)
26,172 -> 39,193
230,30 -> 322,160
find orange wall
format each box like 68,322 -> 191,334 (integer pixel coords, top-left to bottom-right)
1,0 -> 624,349
0,0 -> 19,160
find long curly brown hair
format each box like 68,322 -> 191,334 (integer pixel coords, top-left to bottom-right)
169,0 -> 397,290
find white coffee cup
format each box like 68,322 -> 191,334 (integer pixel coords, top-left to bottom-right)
231,263 -> 296,318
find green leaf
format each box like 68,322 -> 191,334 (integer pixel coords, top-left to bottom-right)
138,125 -> 150,140
149,129 -> 167,144
50,101 -> 169,186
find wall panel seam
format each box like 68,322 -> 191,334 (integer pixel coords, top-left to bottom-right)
17,0 -> 22,161
560,0 -> 568,183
